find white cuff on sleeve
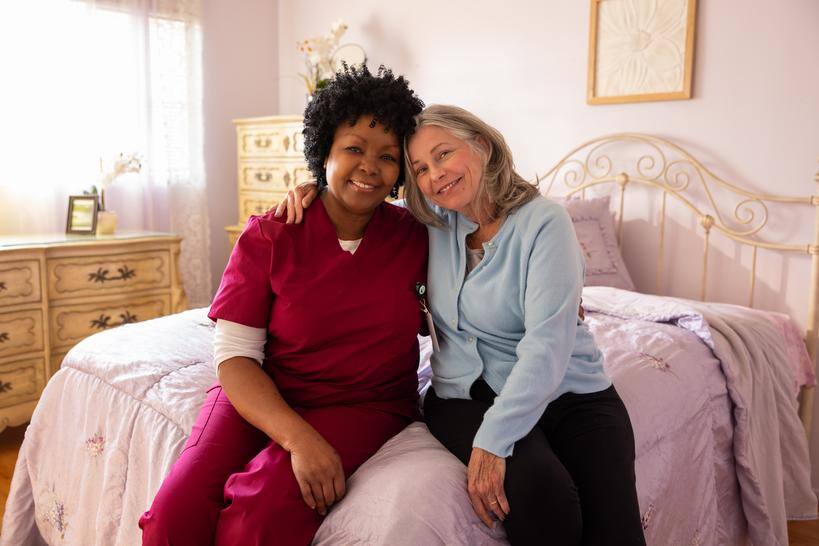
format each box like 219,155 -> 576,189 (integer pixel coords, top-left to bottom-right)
213,319 -> 267,371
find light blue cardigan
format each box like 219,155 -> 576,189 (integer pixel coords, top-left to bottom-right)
425,196 -> 610,457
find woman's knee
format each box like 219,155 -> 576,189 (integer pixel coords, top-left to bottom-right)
140,450 -> 231,544
140,482 -> 219,546
505,474 -> 582,544
502,439 -> 582,545
222,450 -> 317,520
216,463 -> 322,546
140,508 -> 199,546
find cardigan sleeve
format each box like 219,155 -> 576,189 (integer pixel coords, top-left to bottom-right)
208,216 -> 274,329
472,206 -> 585,457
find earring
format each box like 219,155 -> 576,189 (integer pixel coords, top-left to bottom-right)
390,184 -> 400,199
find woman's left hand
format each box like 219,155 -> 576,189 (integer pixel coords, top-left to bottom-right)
466,447 -> 510,527
273,182 -> 319,224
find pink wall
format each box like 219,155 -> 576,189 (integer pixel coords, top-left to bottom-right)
202,0 -> 279,290
275,1 -> 819,490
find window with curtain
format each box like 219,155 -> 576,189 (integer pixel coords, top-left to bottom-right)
0,0 -> 212,306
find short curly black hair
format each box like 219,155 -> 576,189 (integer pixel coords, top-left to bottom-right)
302,64 -> 424,190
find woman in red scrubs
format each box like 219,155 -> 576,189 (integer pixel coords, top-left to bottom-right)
139,65 -> 427,546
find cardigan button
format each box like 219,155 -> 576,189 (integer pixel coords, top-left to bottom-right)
468,336 -> 475,343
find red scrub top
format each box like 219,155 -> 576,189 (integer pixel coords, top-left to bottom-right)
208,198 -> 429,419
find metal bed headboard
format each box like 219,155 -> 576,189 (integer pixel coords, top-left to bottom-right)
536,133 -> 819,436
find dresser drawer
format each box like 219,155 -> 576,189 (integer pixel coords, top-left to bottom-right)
0,357 -> 45,409
238,124 -> 304,158
0,308 -> 44,359
225,225 -> 243,249
49,295 -> 171,350
49,350 -> 69,377
238,191 -> 286,224
0,260 -> 42,307
48,250 -> 170,300
238,161 -> 311,192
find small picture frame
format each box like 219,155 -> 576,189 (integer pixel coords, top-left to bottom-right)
66,195 -> 99,234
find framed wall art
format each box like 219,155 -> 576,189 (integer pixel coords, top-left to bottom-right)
587,0 -> 697,105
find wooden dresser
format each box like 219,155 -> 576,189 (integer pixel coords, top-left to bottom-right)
225,115 -> 309,246
0,231 -> 187,431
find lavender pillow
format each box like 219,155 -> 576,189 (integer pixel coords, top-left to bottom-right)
559,196 -> 635,290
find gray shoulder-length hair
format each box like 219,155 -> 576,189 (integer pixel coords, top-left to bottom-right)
403,104 -> 540,227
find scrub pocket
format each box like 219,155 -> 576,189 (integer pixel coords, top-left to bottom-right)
181,384 -> 223,452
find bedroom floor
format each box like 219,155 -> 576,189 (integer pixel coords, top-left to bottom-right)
0,426 -> 817,543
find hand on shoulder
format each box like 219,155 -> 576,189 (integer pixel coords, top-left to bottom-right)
269,182 -> 319,224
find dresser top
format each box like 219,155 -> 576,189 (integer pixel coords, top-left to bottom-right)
232,114 -> 303,125
0,231 -> 180,250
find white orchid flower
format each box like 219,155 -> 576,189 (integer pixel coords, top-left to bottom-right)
100,153 -> 142,188
297,19 -> 362,95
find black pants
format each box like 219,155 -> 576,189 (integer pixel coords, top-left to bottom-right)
424,381 -> 645,546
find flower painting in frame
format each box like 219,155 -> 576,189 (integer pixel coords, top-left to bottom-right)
587,0 -> 697,104
66,195 -> 98,234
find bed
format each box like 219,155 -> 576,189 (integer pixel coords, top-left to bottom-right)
2,134 -> 818,546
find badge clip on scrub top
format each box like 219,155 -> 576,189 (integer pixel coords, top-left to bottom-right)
416,282 -> 440,352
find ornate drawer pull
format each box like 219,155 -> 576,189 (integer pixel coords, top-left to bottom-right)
0,332 -> 9,343
0,381 -> 12,394
90,311 -> 139,331
0,281 -> 6,292
254,172 -> 272,182
88,265 -> 137,284
254,137 -> 272,148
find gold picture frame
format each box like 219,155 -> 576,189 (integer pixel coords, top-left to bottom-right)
587,0 -> 697,105
66,195 -> 99,234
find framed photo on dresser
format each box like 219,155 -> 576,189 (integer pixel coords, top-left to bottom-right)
66,195 -> 98,234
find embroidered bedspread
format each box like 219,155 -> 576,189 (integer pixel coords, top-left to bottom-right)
1,309 -> 218,546
582,286 -> 817,546
1,290 -> 814,545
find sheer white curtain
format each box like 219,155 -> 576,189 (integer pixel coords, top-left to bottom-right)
0,0 -> 212,306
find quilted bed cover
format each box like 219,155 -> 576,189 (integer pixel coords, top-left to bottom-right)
1,287 -> 815,546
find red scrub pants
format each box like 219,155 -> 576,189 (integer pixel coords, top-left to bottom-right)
139,385 -> 409,546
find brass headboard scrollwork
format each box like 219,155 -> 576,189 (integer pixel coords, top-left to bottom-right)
536,133 -> 819,435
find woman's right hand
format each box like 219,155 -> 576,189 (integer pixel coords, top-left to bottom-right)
467,447 -> 510,528
288,428 -> 346,516
273,183 -> 319,224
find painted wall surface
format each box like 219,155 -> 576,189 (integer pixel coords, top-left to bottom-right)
202,0 -> 279,292
275,1 -> 819,489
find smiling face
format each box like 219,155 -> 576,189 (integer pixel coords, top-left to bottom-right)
323,114 -> 401,218
407,125 -> 486,218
